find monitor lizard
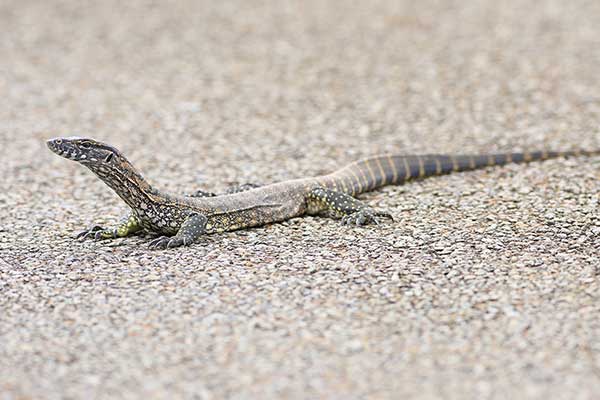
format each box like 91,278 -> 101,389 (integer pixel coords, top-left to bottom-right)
47,137 -> 598,249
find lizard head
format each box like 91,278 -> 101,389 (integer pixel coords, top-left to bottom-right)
47,137 -> 122,166
47,136 -> 151,184
47,136 -> 154,205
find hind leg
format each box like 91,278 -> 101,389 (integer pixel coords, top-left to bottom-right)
306,187 -> 393,226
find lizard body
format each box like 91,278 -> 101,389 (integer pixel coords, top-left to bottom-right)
47,137 -> 598,249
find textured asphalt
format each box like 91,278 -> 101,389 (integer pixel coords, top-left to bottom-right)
1,1 -> 600,399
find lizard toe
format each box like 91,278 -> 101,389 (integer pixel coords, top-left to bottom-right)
355,212 -> 368,226
149,236 -> 170,250
167,237 -> 184,249
342,208 -> 393,227
94,229 -> 117,240
76,225 -> 104,240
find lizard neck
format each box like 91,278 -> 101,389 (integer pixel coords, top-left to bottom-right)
85,155 -> 158,209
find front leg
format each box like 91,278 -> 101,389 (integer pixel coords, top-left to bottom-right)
306,187 -> 394,226
148,213 -> 207,250
77,213 -> 142,240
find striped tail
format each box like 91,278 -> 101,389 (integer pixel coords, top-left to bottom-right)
316,149 -> 600,195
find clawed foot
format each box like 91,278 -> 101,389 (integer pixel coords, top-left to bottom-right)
148,236 -> 187,250
76,225 -> 117,240
341,208 -> 394,226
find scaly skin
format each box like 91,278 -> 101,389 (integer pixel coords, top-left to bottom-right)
47,137 -> 599,249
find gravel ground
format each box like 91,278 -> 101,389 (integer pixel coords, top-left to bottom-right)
1,1 -> 600,399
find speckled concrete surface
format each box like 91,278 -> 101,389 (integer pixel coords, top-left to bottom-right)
1,1 -> 600,399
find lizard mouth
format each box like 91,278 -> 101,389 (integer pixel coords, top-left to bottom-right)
47,138 -> 70,158
46,138 -> 86,162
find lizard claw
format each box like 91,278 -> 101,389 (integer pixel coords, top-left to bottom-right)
341,208 -> 394,226
77,225 -> 105,240
94,229 -> 117,240
148,236 -> 171,250
167,237 -> 185,248
77,226 -> 118,241
148,236 -> 188,249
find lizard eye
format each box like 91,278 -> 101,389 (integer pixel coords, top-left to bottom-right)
81,142 -> 91,149
104,153 -> 114,162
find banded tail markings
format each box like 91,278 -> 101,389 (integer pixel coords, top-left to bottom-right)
493,154 -> 507,165
387,155 -> 398,184
455,156 -> 473,171
338,168 -> 357,196
408,157 -> 423,179
349,167 -> 363,195
330,171 -> 350,194
363,159 -> 378,190
374,157 -> 387,186
527,151 -> 543,161
356,164 -> 369,193
321,149 -> 599,196
351,163 -> 368,191
510,153 -> 524,163
434,157 -> 442,175
418,156 -> 426,178
474,156 -> 491,168
450,155 -> 460,172
403,157 -> 412,181
469,156 -> 476,169
344,175 -> 356,195
437,155 -> 457,175
422,156 -> 442,176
